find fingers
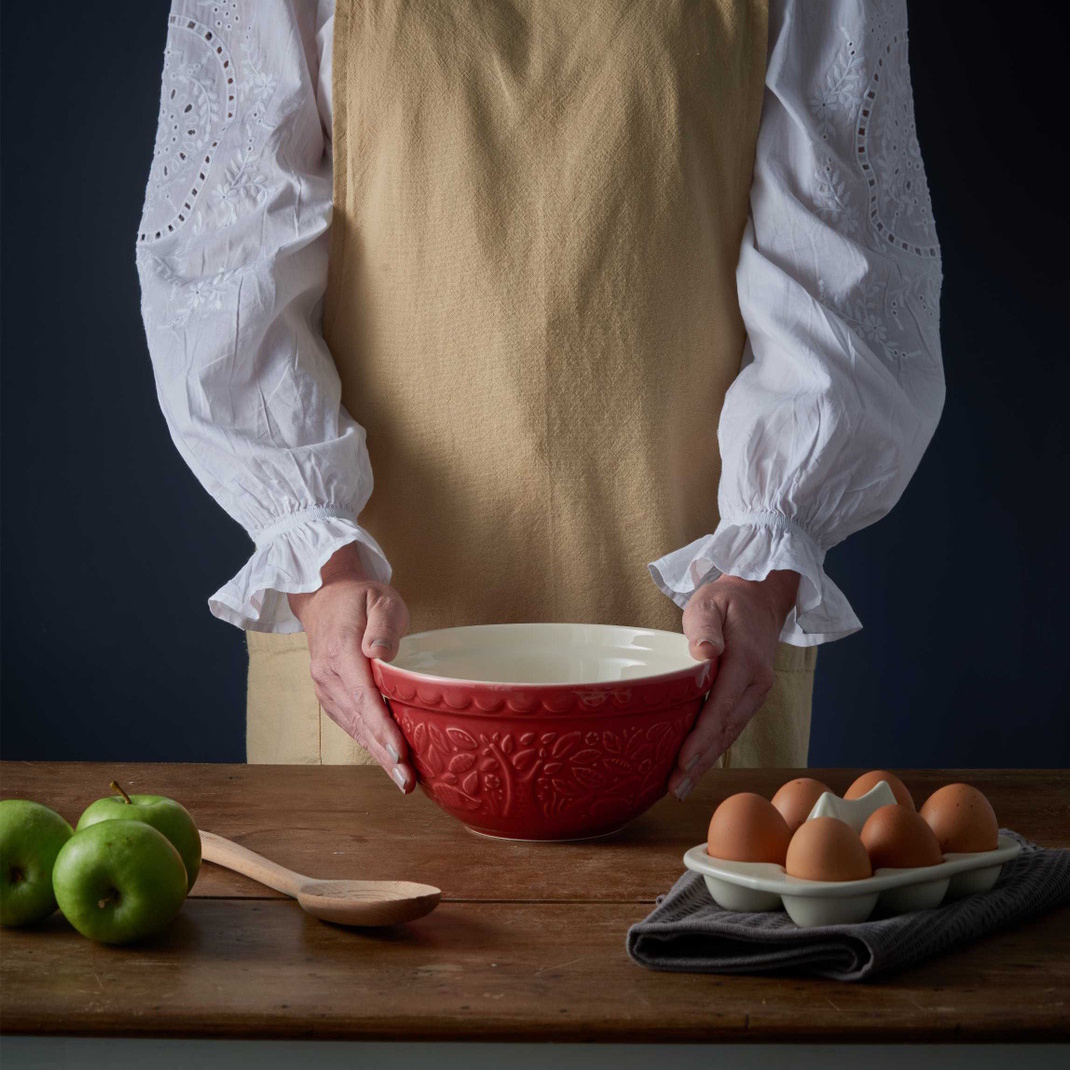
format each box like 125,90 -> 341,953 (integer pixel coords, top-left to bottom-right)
319,679 -> 416,795
299,575 -> 416,792
675,648 -> 753,770
682,585 -> 725,661
668,680 -> 769,797
667,644 -> 775,801
329,642 -> 415,792
309,612 -> 415,793
360,586 -> 410,662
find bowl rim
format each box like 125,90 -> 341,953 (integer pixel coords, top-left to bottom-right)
372,621 -> 712,690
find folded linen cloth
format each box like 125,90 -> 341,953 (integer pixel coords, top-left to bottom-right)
626,829 -> 1070,981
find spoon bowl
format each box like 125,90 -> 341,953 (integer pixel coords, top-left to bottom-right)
296,878 -> 442,927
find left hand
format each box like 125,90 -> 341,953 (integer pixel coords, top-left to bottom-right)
668,569 -> 801,800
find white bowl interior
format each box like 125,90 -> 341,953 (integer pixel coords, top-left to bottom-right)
388,622 -> 704,685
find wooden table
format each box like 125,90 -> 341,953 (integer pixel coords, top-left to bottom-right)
1,763 -> 1068,1048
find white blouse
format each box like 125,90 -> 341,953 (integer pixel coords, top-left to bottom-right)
136,0 -> 944,645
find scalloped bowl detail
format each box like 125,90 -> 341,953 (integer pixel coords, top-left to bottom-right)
371,623 -> 715,840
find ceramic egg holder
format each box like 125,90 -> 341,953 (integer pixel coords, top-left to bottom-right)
684,782 -> 1021,928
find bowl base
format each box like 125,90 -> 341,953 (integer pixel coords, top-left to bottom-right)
463,823 -> 628,844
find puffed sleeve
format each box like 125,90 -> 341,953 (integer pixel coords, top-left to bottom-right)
648,0 -> 945,645
135,0 -> 389,633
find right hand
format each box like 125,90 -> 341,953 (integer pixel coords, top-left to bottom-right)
287,542 -> 414,793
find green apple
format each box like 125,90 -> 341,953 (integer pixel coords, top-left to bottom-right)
53,820 -> 188,944
0,799 -> 74,926
76,782 -> 201,891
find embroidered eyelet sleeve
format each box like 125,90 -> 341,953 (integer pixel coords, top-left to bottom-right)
648,0 -> 945,645
135,0 -> 389,633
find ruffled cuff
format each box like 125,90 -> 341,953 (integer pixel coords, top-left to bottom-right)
208,507 -> 392,633
647,511 -> 862,646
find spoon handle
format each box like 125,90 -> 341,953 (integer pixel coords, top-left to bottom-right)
199,830 -> 308,898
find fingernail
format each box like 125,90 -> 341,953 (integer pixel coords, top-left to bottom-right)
371,638 -> 391,649
697,641 -> 719,657
684,754 -> 701,774
672,776 -> 693,802
390,766 -> 408,793
387,742 -> 400,764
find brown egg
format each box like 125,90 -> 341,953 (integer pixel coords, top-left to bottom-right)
786,816 -> 872,881
920,783 -> 999,853
771,777 -> 833,833
860,804 -> 944,869
845,770 -> 915,810
706,792 -> 792,865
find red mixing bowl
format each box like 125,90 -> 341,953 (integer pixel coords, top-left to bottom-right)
371,622 -> 715,840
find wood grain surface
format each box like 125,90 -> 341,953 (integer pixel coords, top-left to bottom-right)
1,763 -> 1068,1042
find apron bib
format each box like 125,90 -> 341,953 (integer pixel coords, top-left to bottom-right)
247,0 -> 818,767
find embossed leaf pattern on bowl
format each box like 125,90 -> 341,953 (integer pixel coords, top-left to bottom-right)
400,711 -> 694,823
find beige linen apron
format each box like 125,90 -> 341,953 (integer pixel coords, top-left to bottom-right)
247,0 -> 818,769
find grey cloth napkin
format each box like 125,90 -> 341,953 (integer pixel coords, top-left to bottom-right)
626,829 -> 1070,981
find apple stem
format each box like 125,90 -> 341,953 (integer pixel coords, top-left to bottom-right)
110,780 -> 133,805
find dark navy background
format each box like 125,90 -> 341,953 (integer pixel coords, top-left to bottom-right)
2,2 -> 1067,766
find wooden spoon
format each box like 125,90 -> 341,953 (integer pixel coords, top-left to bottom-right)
199,830 -> 442,927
